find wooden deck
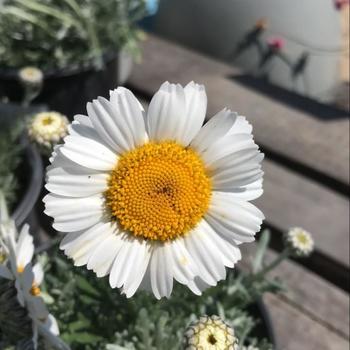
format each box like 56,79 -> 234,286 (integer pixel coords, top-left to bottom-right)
127,34 -> 350,350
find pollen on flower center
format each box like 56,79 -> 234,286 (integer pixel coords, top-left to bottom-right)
296,232 -> 309,245
30,283 -> 41,296
42,116 -> 54,125
105,141 -> 212,241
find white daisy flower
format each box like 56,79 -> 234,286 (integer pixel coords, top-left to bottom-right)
18,66 -> 43,86
0,195 -> 68,349
28,111 -> 69,154
44,81 -> 264,299
183,315 -> 238,350
285,227 -> 314,257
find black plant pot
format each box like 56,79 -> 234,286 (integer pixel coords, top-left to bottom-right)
11,136 -> 43,235
0,52 -> 132,119
249,299 -> 276,347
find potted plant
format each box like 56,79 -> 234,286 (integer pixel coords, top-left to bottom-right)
0,0 -> 148,117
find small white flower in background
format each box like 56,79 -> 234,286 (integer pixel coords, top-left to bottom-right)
0,194 -> 69,350
285,227 -> 314,257
183,315 -> 238,350
18,66 -> 44,86
28,111 -> 69,154
44,81 -> 264,299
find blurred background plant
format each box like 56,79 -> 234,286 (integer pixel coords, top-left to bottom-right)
0,120 -> 24,210
0,0 -> 147,72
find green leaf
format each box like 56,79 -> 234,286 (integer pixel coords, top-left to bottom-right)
76,275 -> 100,297
68,319 -> 90,332
253,229 -> 271,273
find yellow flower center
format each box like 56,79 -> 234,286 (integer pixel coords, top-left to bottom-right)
17,265 -> 24,273
296,232 -> 309,245
41,115 -> 54,125
105,141 -> 211,241
0,253 -> 6,264
30,283 -> 41,296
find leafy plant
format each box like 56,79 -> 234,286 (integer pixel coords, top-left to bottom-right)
40,230 -> 281,350
0,0 -> 148,71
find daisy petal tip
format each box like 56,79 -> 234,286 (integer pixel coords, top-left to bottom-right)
108,276 -> 117,289
97,95 -> 109,105
86,101 -> 93,111
159,81 -> 172,91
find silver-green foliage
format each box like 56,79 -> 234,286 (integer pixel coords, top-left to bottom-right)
41,230 -> 279,350
0,0 -> 147,71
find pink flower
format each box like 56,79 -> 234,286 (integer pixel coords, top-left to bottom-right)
334,0 -> 349,10
267,37 -> 285,51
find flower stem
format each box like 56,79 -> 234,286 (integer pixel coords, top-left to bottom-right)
254,248 -> 291,280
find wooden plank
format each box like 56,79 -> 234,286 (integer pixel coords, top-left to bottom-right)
136,33 -> 235,80
240,244 -> 350,339
129,34 -> 350,186
264,294 -> 349,350
257,159 -> 349,268
202,75 -> 350,188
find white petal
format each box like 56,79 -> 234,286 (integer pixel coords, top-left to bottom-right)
228,115 -> 253,135
33,263 -> 44,286
166,238 -> 198,285
219,179 -> 263,201
61,222 -> 115,266
184,223 -> 226,286
109,235 -> 150,293
87,233 -> 123,277
206,192 -> 264,244
32,322 -> 39,349
147,82 -> 187,143
46,150 -> 108,198
15,280 -> 25,306
61,135 -> 117,171
36,320 -> 70,350
210,146 -> 263,174
109,87 -> 148,146
191,108 -> 237,153
16,224 -> 34,269
187,277 -> 211,296
68,119 -> 111,149
60,230 -> 86,251
181,81 -> 207,145
150,243 -> 173,299
49,144 -> 61,164
138,262 -> 152,293
211,149 -> 264,189
121,240 -> 151,298
28,295 -> 49,320
201,133 -> 256,167
21,263 -> 35,291
88,98 -> 130,153
73,114 -> 93,127
43,193 -> 104,232
42,314 -> 59,336
201,220 -> 241,268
